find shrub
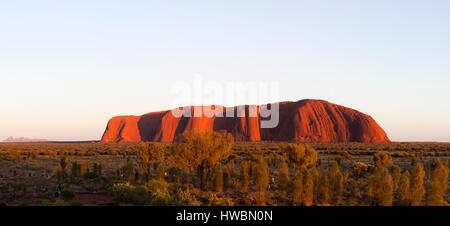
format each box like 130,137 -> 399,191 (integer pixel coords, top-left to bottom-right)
41,200 -> 69,206
172,186 -> 202,206
70,161 -> 81,180
368,166 -> 393,206
373,152 -> 392,168
213,165 -> 223,192
54,157 -> 69,181
302,169 -> 315,206
409,164 -> 425,206
391,165 -> 401,191
70,199 -> 83,206
107,182 -> 135,202
28,151 -> 38,160
398,171 -> 410,205
426,160 -> 449,206
167,167 -> 182,183
223,163 -> 233,191
329,161 -> 343,205
80,161 -> 89,177
156,162 -> 165,181
277,159 -> 290,196
61,188 -> 75,201
347,178 -> 360,202
207,193 -> 234,206
92,163 -> 102,177
253,157 -> 269,205
316,167 -> 329,205
150,189 -> 172,206
107,182 -> 152,205
107,182 -> 135,195
239,161 -> 250,192
292,171 -> 303,204
146,179 -> 170,192
168,131 -> 233,190
283,144 -> 318,169
137,142 -> 165,181
351,162 -> 370,179
123,158 -> 135,182
143,179 -> 175,205
60,157 -> 68,177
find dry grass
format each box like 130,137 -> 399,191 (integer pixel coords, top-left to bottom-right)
0,141 -> 449,206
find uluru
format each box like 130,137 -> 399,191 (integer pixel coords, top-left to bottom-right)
101,99 -> 390,143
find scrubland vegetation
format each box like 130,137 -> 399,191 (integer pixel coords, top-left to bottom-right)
0,133 -> 449,206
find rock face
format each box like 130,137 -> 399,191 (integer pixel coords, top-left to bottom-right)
2,137 -> 48,143
101,99 -> 390,143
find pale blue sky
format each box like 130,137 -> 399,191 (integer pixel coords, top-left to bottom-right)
1,0 -> 449,141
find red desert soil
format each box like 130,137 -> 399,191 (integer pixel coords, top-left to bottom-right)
101,99 -> 390,143
76,193 -> 112,205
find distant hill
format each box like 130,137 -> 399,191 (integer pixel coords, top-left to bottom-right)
101,99 -> 390,143
2,137 -> 49,143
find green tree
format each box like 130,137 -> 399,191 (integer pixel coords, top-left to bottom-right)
137,142 -> 165,181
168,131 -> 233,190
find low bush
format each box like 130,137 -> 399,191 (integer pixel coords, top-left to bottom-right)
61,188 -> 75,201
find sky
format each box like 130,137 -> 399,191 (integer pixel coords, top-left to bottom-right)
1,0 -> 449,142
